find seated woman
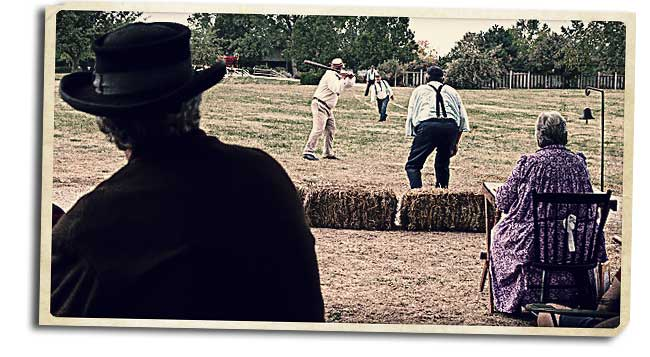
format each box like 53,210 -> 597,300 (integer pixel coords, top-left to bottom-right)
490,111 -> 608,314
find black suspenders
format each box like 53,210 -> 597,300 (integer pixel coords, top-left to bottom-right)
374,80 -> 384,94
427,83 -> 447,118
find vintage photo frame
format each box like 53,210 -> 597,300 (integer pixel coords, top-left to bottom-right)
39,1 -> 635,336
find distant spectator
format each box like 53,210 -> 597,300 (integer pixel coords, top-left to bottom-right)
364,65 -> 378,97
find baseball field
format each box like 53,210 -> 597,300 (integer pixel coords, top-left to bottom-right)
51,75 -> 625,326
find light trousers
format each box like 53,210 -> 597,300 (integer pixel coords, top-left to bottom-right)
303,99 -> 336,156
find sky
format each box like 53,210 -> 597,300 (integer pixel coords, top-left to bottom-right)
141,12 -> 571,56
409,17 -> 571,55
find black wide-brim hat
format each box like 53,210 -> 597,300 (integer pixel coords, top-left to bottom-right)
60,22 -> 226,117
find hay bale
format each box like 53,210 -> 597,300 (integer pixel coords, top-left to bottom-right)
295,185 -> 311,226
303,186 -> 398,230
296,185 -> 309,205
400,189 -> 485,232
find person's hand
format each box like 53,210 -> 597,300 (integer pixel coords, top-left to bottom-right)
450,144 -> 459,157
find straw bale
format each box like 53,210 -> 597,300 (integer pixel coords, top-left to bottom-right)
301,186 -> 398,230
296,185 -> 309,205
399,189 -> 486,232
295,185 -> 311,226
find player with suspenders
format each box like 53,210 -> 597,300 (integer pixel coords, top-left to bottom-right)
371,73 -> 394,122
404,66 -> 471,189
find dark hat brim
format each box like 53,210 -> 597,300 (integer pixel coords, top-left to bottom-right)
59,61 -> 226,116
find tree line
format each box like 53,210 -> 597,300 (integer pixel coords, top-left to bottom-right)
187,13 -> 419,76
55,11 -> 142,72
54,12 -> 626,90
440,20 -> 626,88
55,11 -> 420,81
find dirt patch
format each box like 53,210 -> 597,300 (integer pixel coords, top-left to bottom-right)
315,227 -> 621,325
315,228 -> 532,326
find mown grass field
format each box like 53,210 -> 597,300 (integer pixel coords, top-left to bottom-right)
51,76 -> 626,326
202,78 -> 625,196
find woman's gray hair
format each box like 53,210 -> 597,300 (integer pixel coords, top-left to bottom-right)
96,95 -> 202,151
535,111 -> 568,147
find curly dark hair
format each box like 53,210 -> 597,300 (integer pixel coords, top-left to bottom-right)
96,95 -> 202,151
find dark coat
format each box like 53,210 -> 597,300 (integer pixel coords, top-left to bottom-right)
51,130 -> 324,322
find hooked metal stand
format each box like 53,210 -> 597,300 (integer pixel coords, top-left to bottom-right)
580,86 -> 605,192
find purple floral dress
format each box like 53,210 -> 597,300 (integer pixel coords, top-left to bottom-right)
490,145 -> 607,313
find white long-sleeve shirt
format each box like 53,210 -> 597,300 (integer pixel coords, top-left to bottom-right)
365,69 -> 377,81
371,79 -> 393,100
405,81 -> 470,137
313,70 -> 356,109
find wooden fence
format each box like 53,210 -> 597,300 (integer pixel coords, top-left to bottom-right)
485,71 -> 625,90
402,69 -> 428,87
401,70 -> 625,90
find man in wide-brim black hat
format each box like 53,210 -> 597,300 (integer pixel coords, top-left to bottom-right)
52,22 -> 324,322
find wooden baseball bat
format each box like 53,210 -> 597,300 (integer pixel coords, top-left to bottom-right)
303,60 -> 354,78
303,60 -> 339,72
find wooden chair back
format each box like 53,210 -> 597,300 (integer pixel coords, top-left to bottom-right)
531,190 -> 612,270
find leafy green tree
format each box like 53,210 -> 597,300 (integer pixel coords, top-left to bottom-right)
479,25 -> 518,71
188,14 -> 418,75
187,13 -> 222,67
444,33 -> 502,88
561,20 -> 625,75
56,11 -> 141,72
288,16 -> 345,73
600,21 -> 626,73
405,40 -> 438,72
441,22 -> 532,73
527,24 -> 567,73
377,59 -> 406,85
288,15 -> 418,73
442,19 -> 626,80
507,20 -> 542,72
347,17 -> 418,69
188,13 -> 273,67
265,15 -> 303,74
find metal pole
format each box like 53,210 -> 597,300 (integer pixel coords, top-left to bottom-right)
600,90 -> 605,191
586,86 -> 605,191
